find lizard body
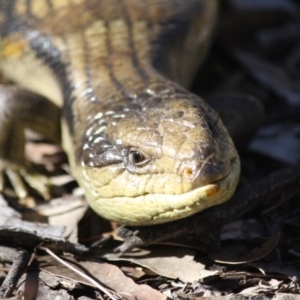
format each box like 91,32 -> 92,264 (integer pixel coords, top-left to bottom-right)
0,0 -> 240,225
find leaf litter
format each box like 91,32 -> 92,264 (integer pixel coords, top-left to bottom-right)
1,0 -> 300,299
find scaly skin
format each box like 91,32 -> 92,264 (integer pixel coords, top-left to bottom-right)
0,0 -> 240,225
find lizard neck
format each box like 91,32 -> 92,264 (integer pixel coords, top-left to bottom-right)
55,17 -> 178,104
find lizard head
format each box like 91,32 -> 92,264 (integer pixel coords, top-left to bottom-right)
73,88 -> 240,225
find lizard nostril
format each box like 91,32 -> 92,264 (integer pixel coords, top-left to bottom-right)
183,167 -> 194,179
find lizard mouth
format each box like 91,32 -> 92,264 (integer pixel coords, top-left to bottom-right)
88,155 -> 241,226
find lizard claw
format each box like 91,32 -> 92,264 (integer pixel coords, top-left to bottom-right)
114,227 -> 147,254
0,159 -> 50,199
114,236 -> 145,255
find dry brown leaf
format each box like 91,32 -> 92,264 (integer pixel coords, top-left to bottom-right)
39,255 -> 167,300
121,266 -> 146,280
39,270 -> 82,291
101,245 -> 218,282
209,231 -> 281,264
239,279 -> 282,296
79,260 -> 167,299
177,294 -> 248,300
17,272 -> 74,300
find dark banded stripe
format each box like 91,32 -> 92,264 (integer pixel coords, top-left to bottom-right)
121,1 -> 150,82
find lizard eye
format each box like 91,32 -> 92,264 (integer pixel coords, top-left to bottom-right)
129,148 -> 149,166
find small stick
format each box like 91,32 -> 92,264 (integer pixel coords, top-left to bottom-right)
40,246 -> 119,300
0,246 -> 31,298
